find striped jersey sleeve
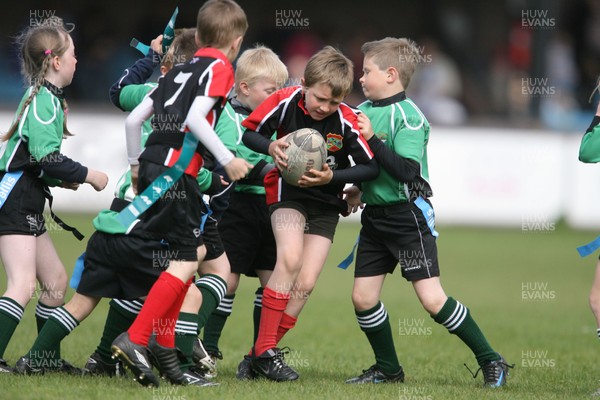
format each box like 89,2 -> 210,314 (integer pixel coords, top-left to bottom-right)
241,86 -> 302,138
338,104 -> 373,164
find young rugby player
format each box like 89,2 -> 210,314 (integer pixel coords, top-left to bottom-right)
344,37 -> 512,387
111,0 -> 250,387
86,29 -> 218,385
241,45 -> 378,381
12,28 -> 213,385
0,17 -> 108,374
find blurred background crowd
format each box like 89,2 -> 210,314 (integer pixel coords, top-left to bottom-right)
1,0 -> 599,132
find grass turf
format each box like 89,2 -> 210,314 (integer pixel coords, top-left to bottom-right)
0,215 -> 598,399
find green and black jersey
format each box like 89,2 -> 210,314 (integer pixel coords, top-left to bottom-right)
0,81 -> 88,185
359,92 -> 432,205
215,99 -> 273,195
580,115 -> 600,163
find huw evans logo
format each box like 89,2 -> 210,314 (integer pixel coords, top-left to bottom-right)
275,10 -> 309,29
521,78 -> 556,97
521,282 -> 556,301
521,9 -> 555,29
29,10 -> 75,32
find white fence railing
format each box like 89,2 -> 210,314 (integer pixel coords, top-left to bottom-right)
1,111 -> 597,229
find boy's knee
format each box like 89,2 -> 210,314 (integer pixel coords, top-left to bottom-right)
351,290 -> 378,311
297,278 -> 316,293
291,279 -> 316,300
278,253 -> 303,274
421,296 -> 447,315
52,269 -> 69,288
227,274 -> 240,294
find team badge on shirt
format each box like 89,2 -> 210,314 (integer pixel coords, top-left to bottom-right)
326,133 -> 343,152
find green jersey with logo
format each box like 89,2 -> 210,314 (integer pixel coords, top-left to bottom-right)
359,95 -> 432,205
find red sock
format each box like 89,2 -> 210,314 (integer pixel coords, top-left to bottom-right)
275,312 -> 297,345
253,286 -> 289,356
155,278 -> 192,347
128,272 -> 186,346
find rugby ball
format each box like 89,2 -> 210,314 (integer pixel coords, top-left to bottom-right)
280,128 -> 327,186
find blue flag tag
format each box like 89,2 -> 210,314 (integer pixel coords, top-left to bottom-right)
129,38 -> 151,56
0,171 -> 23,209
337,235 -> 360,270
577,235 -> 600,258
69,252 -> 85,290
200,199 -> 212,234
414,196 -> 439,237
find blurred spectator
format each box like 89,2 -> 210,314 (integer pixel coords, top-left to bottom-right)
281,32 -> 323,87
410,38 -> 468,125
506,20 -> 533,122
540,32 -> 592,131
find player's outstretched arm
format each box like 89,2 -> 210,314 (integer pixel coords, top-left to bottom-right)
125,96 -> 154,166
109,34 -> 163,111
85,169 -> 109,191
186,96 -> 252,181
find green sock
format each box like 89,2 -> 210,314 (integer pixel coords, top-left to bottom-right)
433,296 -> 499,366
195,274 -> 227,331
203,294 -> 234,354
175,312 -> 199,372
356,302 -> 401,375
252,287 -> 263,344
0,297 -> 24,358
95,299 -> 141,364
29,307 -> 78,369
35,302 -> 62,362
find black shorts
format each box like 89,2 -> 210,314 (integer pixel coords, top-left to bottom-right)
129,161 -> 204,260
76,231 -> 172,300
202,216 -> 225,261
0,172 -> 46,236
355,200 -> 440,281
219,191 -> 276,276
270,199 -> 340,242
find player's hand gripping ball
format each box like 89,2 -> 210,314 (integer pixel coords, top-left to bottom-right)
281,128 -> 327,187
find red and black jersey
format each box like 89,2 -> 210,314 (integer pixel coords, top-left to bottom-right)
241,86 -> 373,211
140,47 -> 234,177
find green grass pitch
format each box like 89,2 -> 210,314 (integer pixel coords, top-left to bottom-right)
0,215 -> 598,399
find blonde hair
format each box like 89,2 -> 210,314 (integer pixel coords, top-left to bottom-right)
361,37 -> 419,89
4,17 -> 72,141
196,0 -> 248,48
303,46 -> 354,99
161,28 -> 197,70
235,45 -> 288,92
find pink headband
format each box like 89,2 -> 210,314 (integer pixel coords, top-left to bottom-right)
44,49 -> 52,55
